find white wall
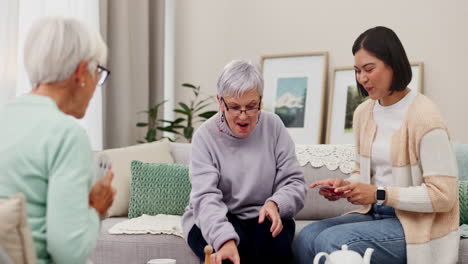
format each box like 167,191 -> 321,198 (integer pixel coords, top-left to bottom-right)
175,0 -> 468,143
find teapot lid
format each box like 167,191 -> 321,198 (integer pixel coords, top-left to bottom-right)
329,245 -> 363,263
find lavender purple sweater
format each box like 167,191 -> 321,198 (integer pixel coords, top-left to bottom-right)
181,111 -> 306,251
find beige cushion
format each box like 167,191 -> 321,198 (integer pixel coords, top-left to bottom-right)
0,193 -> 36,264
97,140 -> 174,217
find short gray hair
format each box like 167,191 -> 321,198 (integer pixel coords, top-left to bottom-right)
217,59 -> 264,98
24,17 -> 108,87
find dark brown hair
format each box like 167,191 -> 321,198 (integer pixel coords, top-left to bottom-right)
352,26 -> 412,97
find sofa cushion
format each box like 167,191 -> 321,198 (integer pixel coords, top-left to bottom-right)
0,193 -> 36,264
295,164 -> 360,220
128,161 -> 190,218
170,142 -> 192,165
460,238 -> 468,264
90,217 -> 200,264
96,140 -> 174,217
460,181 -> 468,225
454,143 -> 468,181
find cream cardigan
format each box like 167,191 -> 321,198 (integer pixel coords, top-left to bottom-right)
349,94 -> 459,264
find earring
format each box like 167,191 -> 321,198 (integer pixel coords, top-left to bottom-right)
221,112 -> 225,123
81,82 -> 85,87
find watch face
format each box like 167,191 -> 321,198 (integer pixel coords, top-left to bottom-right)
376,189 -> 386,200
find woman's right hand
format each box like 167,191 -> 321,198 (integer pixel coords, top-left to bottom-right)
310,178 -> 347,202
89,170 -> 116,218
211,240 -> 240,264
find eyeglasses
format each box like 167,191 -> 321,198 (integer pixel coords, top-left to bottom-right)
221,97 -> 262,117
97,65 -> 110,86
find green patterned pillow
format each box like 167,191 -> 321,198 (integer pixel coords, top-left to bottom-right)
460,180 -> 468,225
128,161 -> 191,218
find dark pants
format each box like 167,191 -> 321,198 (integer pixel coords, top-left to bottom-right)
187,213 -> 295,264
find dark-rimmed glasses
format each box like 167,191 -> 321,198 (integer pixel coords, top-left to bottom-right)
221,96 -> 262,117
97,65 -> 110,86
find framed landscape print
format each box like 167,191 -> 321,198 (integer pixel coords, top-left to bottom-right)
408,62 -> 424,93
261,52 -> 328,144
326,62 -> 424,144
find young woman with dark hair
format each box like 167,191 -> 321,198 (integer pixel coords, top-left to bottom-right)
295,26 -> 459,264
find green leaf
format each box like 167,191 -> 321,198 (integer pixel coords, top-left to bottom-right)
183,83 -> 200,96
183,126 -> 194,140
198,111 -> 217,119
157,126 -> 182,135
194,103 -> 212,113
154,100 -> 167,108
173,117 -> 186,124
161,136 -> 175,142
179,102 -> 192,113
182,83 -> 197,89
174,109 -> 190,115
136,122 -> 148,127
158,119 -> 175,124
146,129 -> 156,142
148,108 -> 157,119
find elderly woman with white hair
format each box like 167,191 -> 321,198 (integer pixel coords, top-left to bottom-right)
0,17 -> 115,264
182,59 -> 306,264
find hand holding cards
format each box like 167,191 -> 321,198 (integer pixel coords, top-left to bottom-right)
318,186 -> 344,196
310,178 -> 347,201
95,154 -> 112,183
90,154 -> 116,218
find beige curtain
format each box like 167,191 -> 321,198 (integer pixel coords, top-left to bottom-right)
99,0 -> 165,148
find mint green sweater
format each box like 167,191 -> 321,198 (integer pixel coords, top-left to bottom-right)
0,95 -> 99,264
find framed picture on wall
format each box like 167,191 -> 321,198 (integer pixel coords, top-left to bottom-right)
326,62 -> 424,144
408,62 -> 424,93
261,52 -> 328,144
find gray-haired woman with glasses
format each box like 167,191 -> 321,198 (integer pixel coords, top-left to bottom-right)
182,59 -> 306,264
0,17 -> 114,264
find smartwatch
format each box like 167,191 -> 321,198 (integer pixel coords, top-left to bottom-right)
375,186 -> 386,205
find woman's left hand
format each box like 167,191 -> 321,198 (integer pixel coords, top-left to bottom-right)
335,183 -> 378,205
258,201 -> 282,237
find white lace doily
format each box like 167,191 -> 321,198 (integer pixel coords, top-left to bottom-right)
108,214 -> 183,237
295,144 -> 355,174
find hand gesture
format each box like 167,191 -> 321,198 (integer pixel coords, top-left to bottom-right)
335,183 -> 378,205
310,178 -> 347,201
89,170 -> 116,218
258,200 -> 282,237
211,240 -> 240,264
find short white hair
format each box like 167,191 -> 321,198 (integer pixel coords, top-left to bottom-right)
217,59 -> 264,98
24,16 -> 108,87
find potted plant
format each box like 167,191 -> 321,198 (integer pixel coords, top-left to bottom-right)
136,83 -> 217,143
158,83 -> 217,143
136,100 -> 167,143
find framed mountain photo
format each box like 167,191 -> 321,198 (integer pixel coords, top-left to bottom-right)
261,52 -> 328,144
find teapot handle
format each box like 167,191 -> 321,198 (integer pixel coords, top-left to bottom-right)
313,252 -> 329,264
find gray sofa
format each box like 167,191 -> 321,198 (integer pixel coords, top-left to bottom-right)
91,142 -> 468,264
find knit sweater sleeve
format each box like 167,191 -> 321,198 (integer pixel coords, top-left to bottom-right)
46,122 -> 99,264
385,129 -> 459,212
266,115 -> 306,218
347,101 -> 365,183
188,129 -> 239,251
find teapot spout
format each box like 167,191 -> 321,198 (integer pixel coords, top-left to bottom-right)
363,248 -> 374,264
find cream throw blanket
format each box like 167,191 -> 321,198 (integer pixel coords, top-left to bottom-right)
108,214 -> 183,237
